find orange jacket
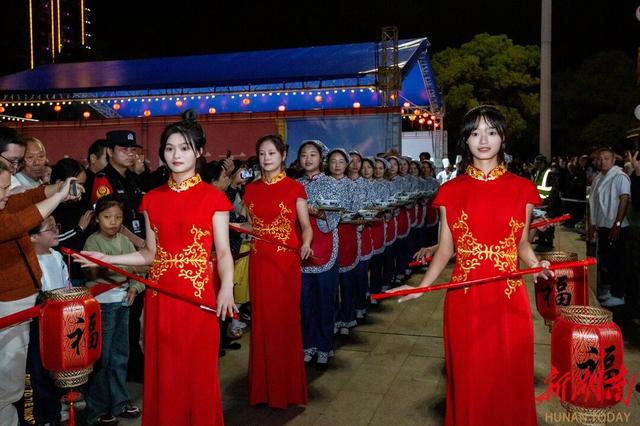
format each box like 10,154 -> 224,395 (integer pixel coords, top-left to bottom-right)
0,187 -> 46,301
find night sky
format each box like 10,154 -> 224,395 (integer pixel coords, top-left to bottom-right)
0,0 -> 638,77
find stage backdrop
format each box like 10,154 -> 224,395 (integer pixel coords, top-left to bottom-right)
12,117 -> 277,168
9,109 -> 400,169
285,113 -> 398,163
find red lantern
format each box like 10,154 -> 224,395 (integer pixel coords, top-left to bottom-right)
175,99 -> 183,107
40,287 -> 101,387
242,98 -> 251,106
82,111 -> 90,119
54,105 -> 61,112
143,110 -> 151,117
25,113 -> 33,119
535,252 -> 589,329
551,306 -> 626,416
112,103 -> 121,110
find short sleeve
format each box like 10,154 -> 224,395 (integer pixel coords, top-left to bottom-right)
207,187 -> 234,214
521,179 -> 542,206
431,181 -> 453,208
83,233 -> 98,252
615,174 -> 631,196
292,179 -> 307,201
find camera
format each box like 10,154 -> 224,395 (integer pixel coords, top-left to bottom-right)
239,168 -> 254,180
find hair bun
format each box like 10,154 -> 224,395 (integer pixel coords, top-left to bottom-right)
181,109 -> 198,124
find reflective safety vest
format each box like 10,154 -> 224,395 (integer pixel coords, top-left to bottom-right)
534,168 -> 552,199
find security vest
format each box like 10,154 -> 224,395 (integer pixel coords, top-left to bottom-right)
533,168 -> 552,199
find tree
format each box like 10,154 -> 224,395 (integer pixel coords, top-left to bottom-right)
432,33 -> 540,160
553,51 -> 639,155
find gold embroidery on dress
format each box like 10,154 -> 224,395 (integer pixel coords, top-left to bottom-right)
451,210 -> 524,298
262,170 -> 286,185
466,164 -> 507,182
249,201 -> 293,252
168,174 -> 202,192
149,224 -> 210,298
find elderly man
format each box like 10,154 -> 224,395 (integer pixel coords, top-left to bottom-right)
589,148 -> 631,307
0,127 -> 26,191
14,137 -> 47,189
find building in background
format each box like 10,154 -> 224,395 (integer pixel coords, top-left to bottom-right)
28,0 -> 93,68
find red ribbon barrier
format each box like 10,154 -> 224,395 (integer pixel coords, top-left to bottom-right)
0,305 -> 42,330
0,281 -> 127,330
530,213 -> 571,229
372,257 -> 596,300
61,248 -> 238,319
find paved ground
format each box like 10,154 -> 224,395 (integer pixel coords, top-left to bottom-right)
109,227 -> 640,425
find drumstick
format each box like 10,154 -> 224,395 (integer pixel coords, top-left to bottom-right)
62,248 -> 239,319
372,257 -> 596,300
229,224 -> 322,260
530,213 -> 571,229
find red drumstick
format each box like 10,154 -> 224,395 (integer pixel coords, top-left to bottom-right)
372,257 -> 596,300
229,224 -> 322,260
408,256 -> 434,268
62,248 -> 238,319
530,213 -> 571,229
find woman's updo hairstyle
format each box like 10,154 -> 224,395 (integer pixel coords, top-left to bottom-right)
159,109 -> 206,166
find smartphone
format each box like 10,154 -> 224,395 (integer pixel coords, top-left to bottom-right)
239,168 -> 254,180
70,180 -> 78,196
226,150 -> 232,159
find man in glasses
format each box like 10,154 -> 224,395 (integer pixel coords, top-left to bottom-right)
15,137 -> 48,189
0,127 -> 26,192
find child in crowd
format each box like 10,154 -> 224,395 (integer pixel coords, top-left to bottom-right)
14,216 -> 69,425
83,195 -> 143,425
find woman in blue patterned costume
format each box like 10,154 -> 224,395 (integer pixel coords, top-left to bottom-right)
327,148 -> 361,335
347,151 -> 373,320
297,140 -> 341,368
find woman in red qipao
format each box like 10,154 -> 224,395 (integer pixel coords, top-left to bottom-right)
243,134 -> 313,408
389,105 -> 552,426
77,111 -> 236,426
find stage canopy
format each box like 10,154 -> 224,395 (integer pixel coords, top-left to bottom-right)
0,38 -> 442,120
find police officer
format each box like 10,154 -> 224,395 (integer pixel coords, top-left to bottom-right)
91,130 -> 147,381
92,130 -> 146,242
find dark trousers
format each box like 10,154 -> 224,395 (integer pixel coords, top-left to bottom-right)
14,318 -> 62,426
382,242 -> 396,289
301,262 -> 339,355
395,236 -> 411,277
354,259 -> 370,314
336,266 -> 358,329
369,253 -> 384,295
597,227 -> 629,298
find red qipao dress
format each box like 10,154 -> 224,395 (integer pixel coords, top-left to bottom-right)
139,174 -> 232,426
432,164 -> 541,426
243,171 -> 308,408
